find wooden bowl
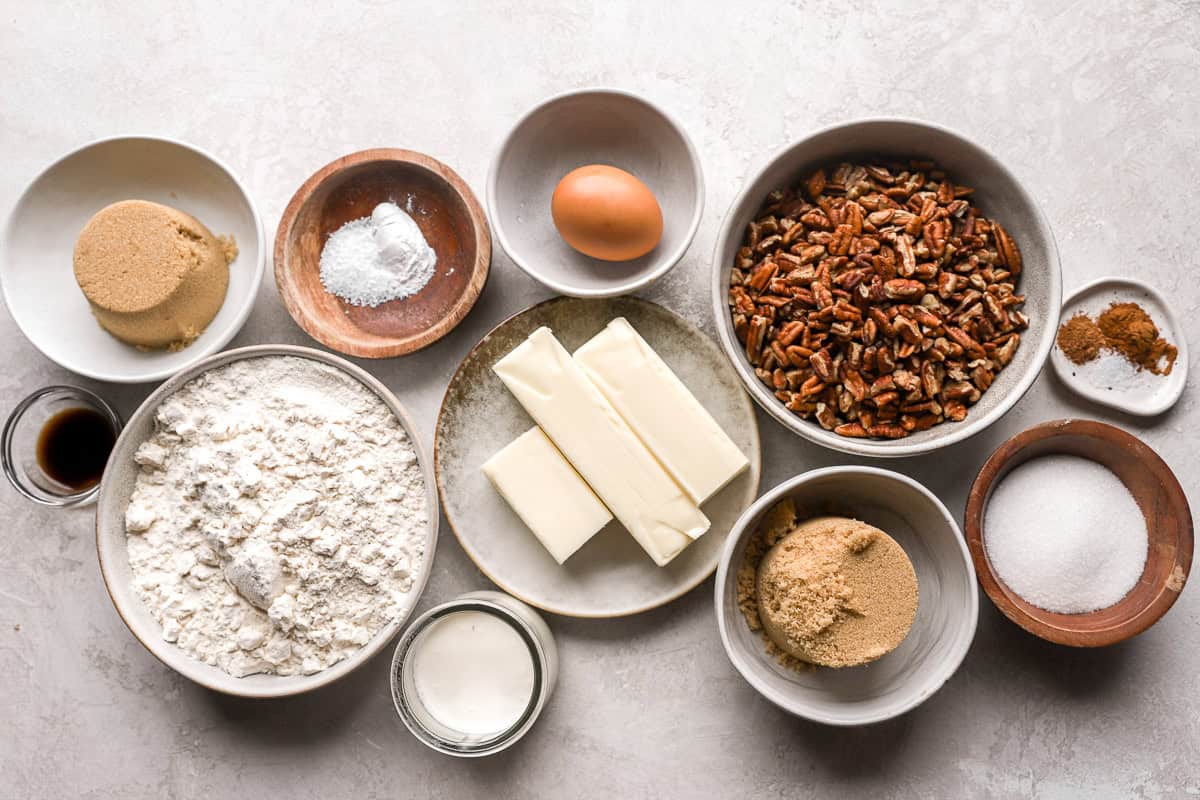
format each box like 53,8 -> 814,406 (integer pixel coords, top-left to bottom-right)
274,149 -> 490,358
965,419 -> 1193,646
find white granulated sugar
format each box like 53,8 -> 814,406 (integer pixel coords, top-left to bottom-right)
123,356 -> 428,678
319,202 -> 437,307
984,454 -> 1147,614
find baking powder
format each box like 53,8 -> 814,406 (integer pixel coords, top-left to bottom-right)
319,202 -> 437,307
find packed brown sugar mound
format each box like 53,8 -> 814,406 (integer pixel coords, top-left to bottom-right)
73,200 -> 236,350
738,500 -> 919,669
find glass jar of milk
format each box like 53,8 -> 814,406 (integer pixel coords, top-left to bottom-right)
390,590 -> 558,756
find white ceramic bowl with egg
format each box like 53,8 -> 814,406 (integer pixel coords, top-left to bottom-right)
714,466 -> 978,726
1,135 -> 264,383
488,88 -> 704,297
710,118 -> 1061,457
95,345 -> 439,698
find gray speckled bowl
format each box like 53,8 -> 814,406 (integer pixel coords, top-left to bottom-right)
711,118 -> 1061,457
95,345 -> 439,698
436,296 -> 760,617
488,88 -> 704,298
715,467 -> 978,726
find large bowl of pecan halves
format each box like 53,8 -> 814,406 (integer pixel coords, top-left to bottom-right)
712,119 -> 1061,456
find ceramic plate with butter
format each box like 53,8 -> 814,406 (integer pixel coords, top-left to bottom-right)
436,296 -> 761,618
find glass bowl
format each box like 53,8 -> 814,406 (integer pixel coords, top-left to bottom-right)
2,385 -> 121,507
390,591 -> 557,757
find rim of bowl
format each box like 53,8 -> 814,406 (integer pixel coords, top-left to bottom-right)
273,147 -> 492,358
964,418 -> 1194,646
714,465 -> 979,726
486,87 -> 705,298
1050,276 -> 1188,417
94,344 -> 440,698
709,116 -> 1062,457
0,134 -> 266,383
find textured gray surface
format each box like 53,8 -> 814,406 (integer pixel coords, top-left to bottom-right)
1,2 -> 1197,797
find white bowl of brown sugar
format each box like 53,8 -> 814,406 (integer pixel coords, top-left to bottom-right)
1,136 -> 265,383
714,466 -> 978,726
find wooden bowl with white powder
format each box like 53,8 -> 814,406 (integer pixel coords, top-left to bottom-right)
95,345 -> 439,698
965,419 -> 1193,647
274,149 -> 491,358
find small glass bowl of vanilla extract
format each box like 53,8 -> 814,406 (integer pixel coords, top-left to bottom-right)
2,386 -> 122,507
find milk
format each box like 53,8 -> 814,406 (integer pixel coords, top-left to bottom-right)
411,610 -> 536,736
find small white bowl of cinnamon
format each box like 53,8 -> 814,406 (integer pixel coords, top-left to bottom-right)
1051,276 -> 1187,416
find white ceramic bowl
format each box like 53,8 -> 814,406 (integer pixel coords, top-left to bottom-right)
715,467 -> 978,726
95,345 -> 439,698
488,88 -> 704,297
1050,277 -> 1188,416
1,136 -> 265,383
711,118 -> 1061,457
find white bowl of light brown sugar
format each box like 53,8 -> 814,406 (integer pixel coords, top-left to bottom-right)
1,136 -> 265,383
714,466 -> 978,726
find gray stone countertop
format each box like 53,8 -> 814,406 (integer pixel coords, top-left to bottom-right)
1,2 -> 1197,797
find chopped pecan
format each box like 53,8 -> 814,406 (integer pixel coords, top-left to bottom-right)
815,403 -> 837,431
944,400 -> 968,422
993,334 -> 1020,366
992,222 -> 1022,275
730,158 -> 1027,440
893,315 -> 922,344
920,361 -> 943,398
867,423 -> 908,439
971,363 -> 995,391
901,413 -> 940,432
809,349 -> 837,383
872,390 -> 900,408
834,421 -> 869,438
843,370 -> 868,402
746,316 -> 768,364
884,279 -> 925,300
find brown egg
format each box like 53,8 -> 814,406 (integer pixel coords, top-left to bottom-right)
551,165 -> 663,261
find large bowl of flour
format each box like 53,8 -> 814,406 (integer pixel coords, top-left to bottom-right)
96,345 -> 438,697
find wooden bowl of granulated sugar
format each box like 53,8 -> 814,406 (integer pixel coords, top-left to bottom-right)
274,149 -> 491,358
965,419 -> 1193,647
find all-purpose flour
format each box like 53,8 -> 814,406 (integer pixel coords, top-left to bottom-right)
123,356 -> 427,677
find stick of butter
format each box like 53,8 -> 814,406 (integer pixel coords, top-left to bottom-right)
482,427 -> 613,565
574,317 -> 750,505
493,327 -> 709,566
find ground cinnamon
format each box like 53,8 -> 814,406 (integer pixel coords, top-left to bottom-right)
1056,313 -> 1104,365
1055,301 -> 1177,375
1097,303 -> 1177,375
